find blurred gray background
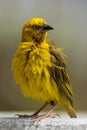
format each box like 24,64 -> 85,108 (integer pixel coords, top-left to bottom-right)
0,0 -> 87,111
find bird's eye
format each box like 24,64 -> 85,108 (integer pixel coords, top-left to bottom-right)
32,25 -> 41,30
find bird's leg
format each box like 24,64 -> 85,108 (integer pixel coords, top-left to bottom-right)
16,102 -> 49,118
45,103 -> 60,117
33,103 -> 60,122
30,102 -> 49,117
45,103 -> 58,117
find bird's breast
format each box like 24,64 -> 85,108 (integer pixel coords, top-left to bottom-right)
12,43 -> 60,102
24,46 -> 52,80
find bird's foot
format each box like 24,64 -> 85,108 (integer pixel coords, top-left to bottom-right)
31,112 -> 60,123
31,104 -> 60,123
15,102 -> 49,119
15,114 -> 38,118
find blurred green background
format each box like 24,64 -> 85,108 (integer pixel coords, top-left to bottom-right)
0,0 -> 87,111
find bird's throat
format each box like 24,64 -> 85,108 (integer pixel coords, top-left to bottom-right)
22,31 -> 47,44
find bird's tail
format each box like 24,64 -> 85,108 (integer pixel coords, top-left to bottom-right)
67,105 -> 77,118
61,99 -> 77,118
64,102 -> 77,118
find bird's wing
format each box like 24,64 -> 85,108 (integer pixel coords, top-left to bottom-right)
48,40 -> 73,106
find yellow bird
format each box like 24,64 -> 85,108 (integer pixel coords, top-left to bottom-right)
12,17 -> 77,118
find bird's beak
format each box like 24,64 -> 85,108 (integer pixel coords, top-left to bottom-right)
43,24 -> 54,31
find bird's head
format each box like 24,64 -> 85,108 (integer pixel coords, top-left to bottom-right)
22,17 -> 54,43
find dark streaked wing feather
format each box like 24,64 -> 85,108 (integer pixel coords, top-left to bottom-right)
48,40 -> 73,107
